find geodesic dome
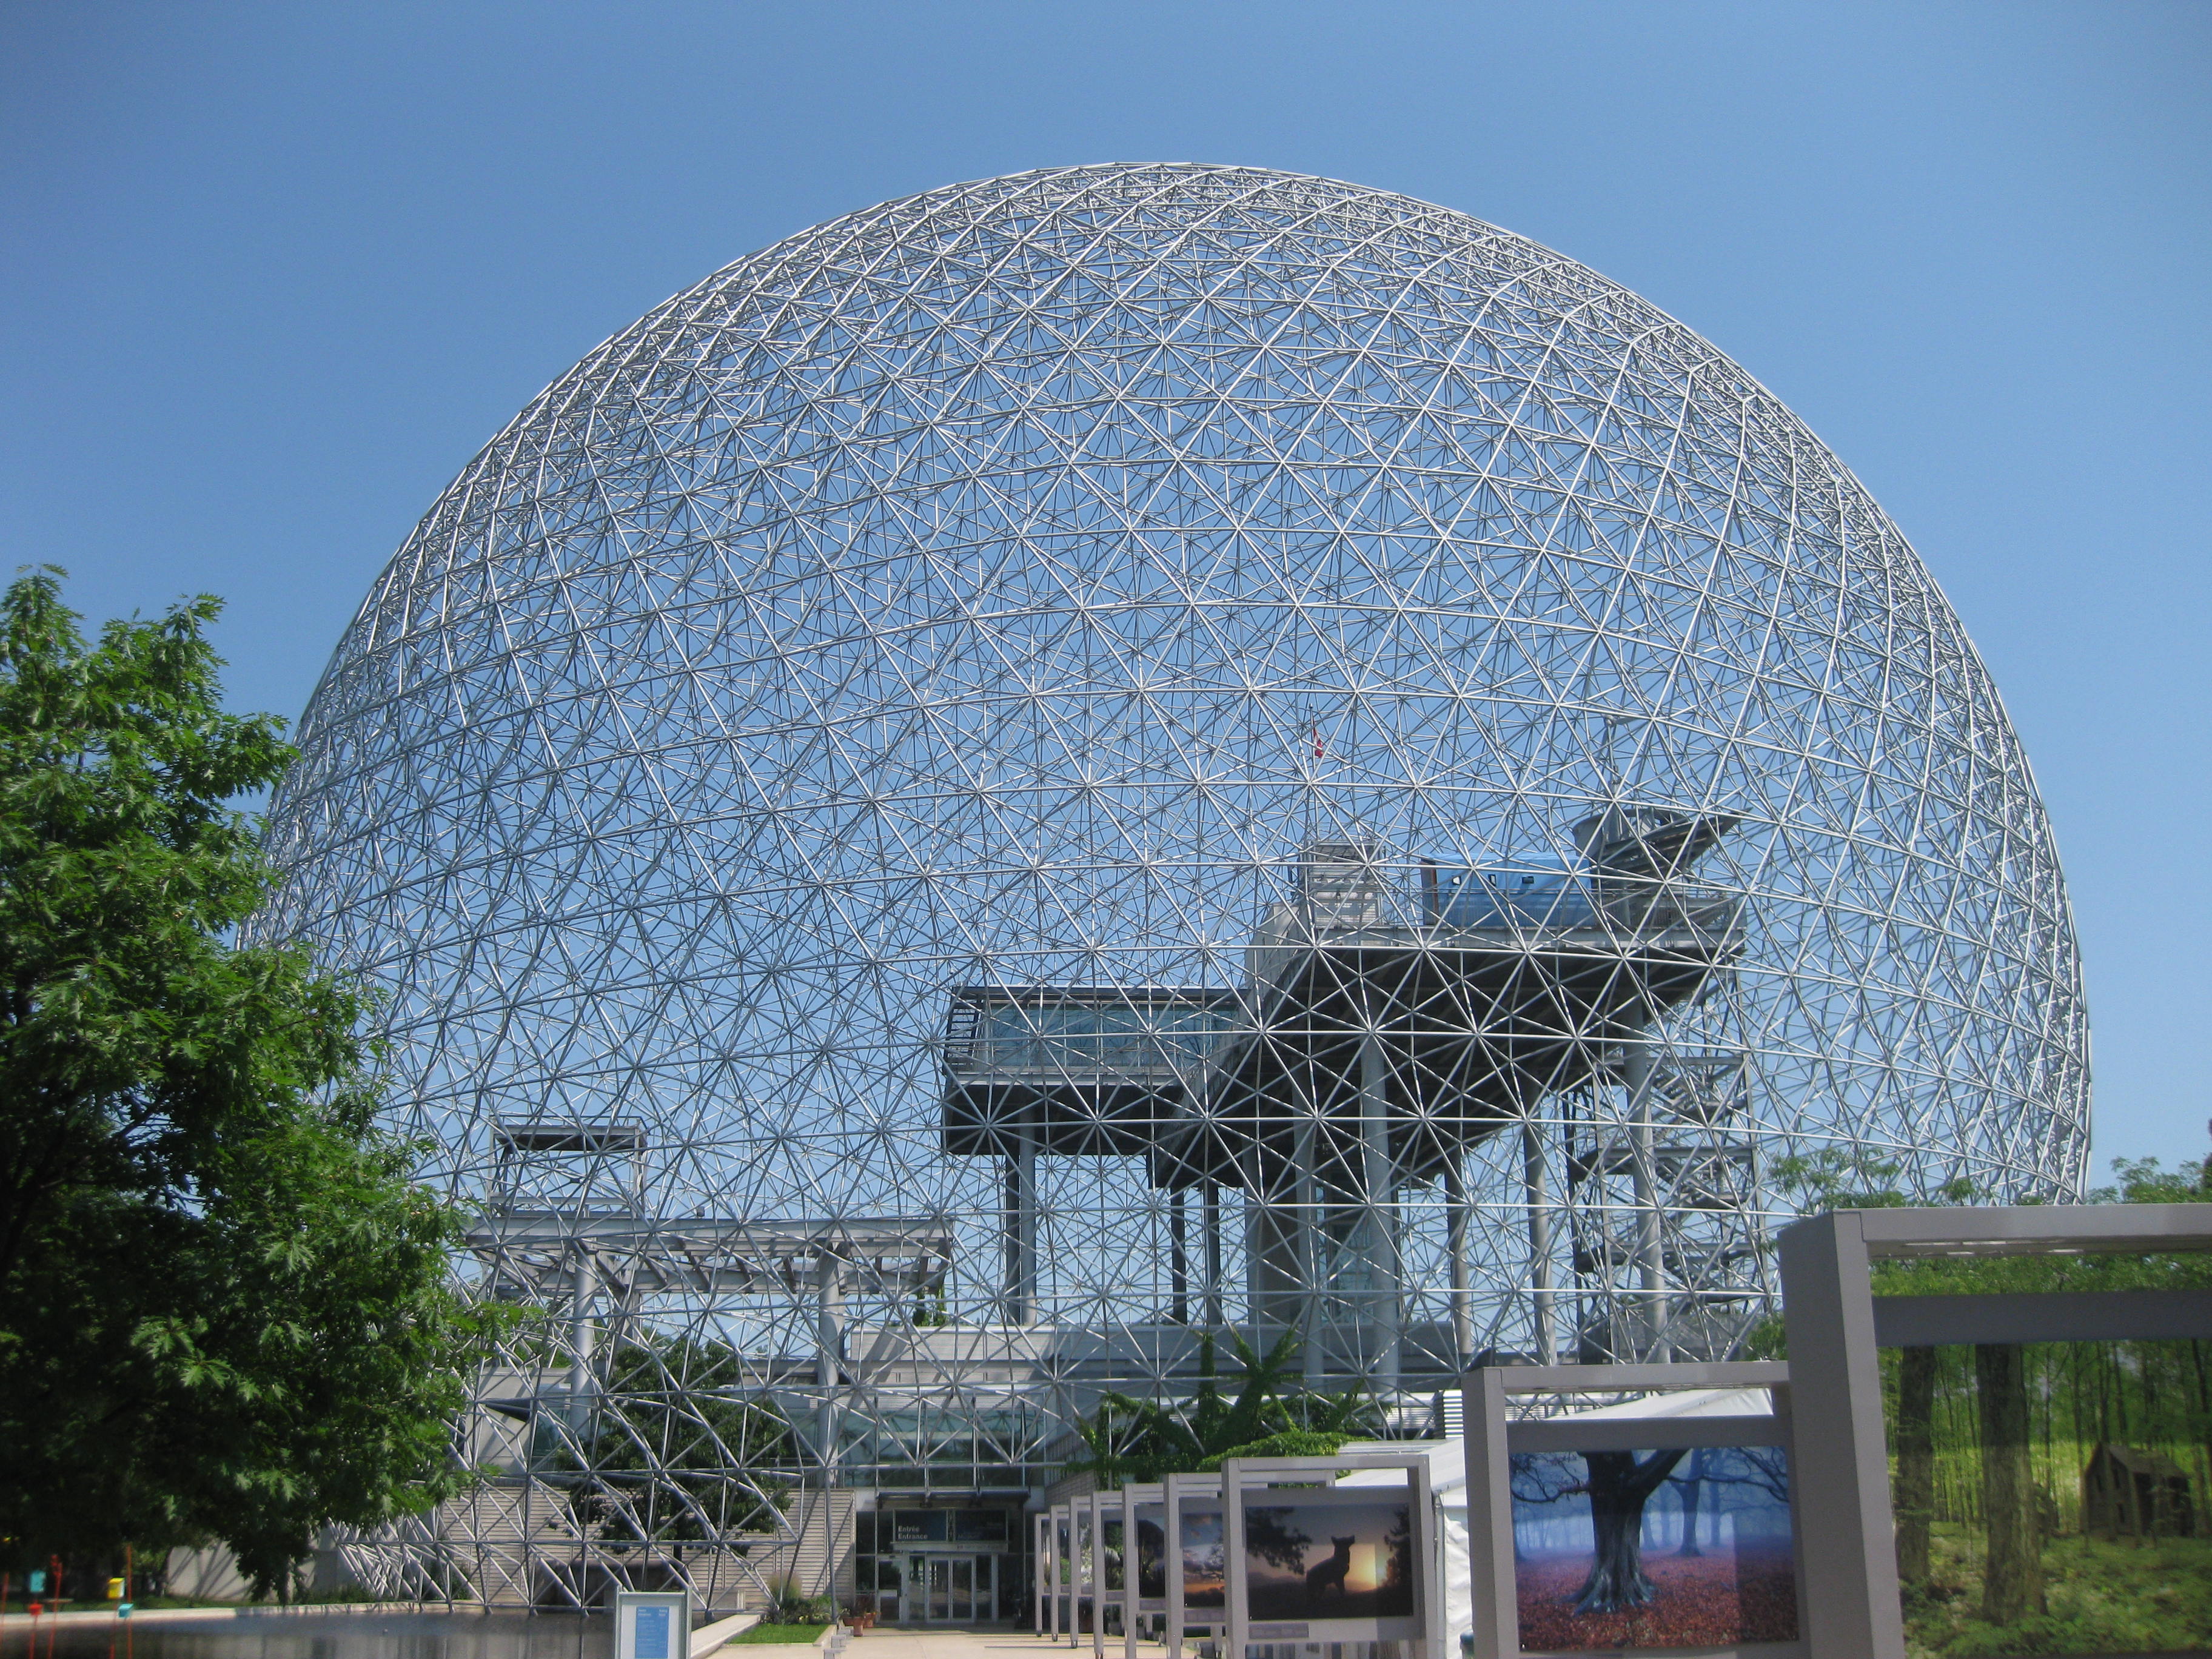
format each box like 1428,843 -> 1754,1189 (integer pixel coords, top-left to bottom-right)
258,163 -> 2086,1601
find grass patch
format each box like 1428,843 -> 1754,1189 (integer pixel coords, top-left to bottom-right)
728,1624 -> 826,1645
1903,1526 -> 2212,1656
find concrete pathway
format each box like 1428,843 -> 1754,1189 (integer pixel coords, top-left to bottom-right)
834,1634 -> 1166,1659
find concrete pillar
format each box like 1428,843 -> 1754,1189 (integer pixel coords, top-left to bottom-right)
1202,1181 -> 1224,1328
816,1246 -> 844,1484
1296,1104 -> 1322,1386
1446,1153 -> 1475,1366
1623,1041 -> 1667,1358
1359,1031 -> 1401,1396
1520,1117 -> 1557,1364
568,1244 -> 595,1430
1168,1188 -> 1188,1324
1005,1121 -> 1037,1324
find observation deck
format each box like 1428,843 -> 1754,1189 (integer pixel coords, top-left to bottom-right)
939,806 -> 1743,1190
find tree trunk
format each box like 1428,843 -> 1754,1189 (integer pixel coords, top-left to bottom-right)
1572,1449 -> 1687,1616
1895,1346 -> 1936,1583
1677,1447 -> 1706,1557
1976,1342 -> 2043,1623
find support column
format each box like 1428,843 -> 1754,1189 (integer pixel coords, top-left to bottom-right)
816,1245 -> 844,1486
1445,1153 -> 1474,1367
1202,1181 -> 1224,1328
1296,1102 -> 1322,1386
1623,1041 -> 1667,1358
1168,1188 -> 1189,1324
1359,1031 -> 1401,1396
1520,1116 -> 1557,1365
568,1244 -> 596,1430
1005,1120 -> 1037,1324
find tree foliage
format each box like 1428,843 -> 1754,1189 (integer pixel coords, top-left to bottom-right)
1067,1328 -> 1381,1486
0,569 -> 494,1597
550,1336 -> 793,1544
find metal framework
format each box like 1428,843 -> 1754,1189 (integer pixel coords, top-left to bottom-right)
254,163 -> 2088,1607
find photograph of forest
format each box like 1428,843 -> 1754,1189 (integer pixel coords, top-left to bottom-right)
1241,1499 -> 1414,1623
1883,1333 -> 2212,1655
1509,1445 -> 1798,1650
1181,1504 -> 1225,1609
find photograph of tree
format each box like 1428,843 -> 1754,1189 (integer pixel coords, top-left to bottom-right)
1181,1504 -> 1225,1609
1135,1504 -> 1167,1604
1102,1515 -> 1124,1592
1884,1335 -> 2212,1657
1241,1500 -> 1414,1623
1509,1446 -> 1797,1650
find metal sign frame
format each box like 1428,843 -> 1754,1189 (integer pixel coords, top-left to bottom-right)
1461,1360 -> 1798,1659
1121,1480 -> 1167,1659
1163,1471 -> 1224,1659
615,1591 -> 691,1659
1221,1452 -> 1436,1659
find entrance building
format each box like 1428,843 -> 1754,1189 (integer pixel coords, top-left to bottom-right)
854,1506 -> 1027,1624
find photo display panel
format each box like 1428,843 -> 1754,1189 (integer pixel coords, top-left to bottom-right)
1133,1496 -> 1167,1610
1882,1332 -> 2212,1655
1181,1493 -> 1225,1615
1234,1482 -> 1418,1643
1509,1443 -> 1797,1652
1056,1506 -> 1074,1632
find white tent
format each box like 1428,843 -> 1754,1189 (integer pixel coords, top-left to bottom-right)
1335,1389 -> 1775,1647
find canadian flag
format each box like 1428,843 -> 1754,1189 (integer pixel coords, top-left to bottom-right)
1312,725 -> 1325,760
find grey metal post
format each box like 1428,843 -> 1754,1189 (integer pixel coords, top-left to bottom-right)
1048,1506 -> 1062,1638
1778,1211 -> 1903,1659
1462,1368 -> 1517,1659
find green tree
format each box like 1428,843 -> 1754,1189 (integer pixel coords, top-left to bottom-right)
0,569 -> 495,1598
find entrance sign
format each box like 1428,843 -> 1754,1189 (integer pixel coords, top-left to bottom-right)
616,1592 -> 690,1659
1221,1453 -> 1436,1658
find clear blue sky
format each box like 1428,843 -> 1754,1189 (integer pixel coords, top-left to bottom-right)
4,2 -> 2206,1183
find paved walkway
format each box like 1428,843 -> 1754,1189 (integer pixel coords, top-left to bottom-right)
833,1634 -> 1165,1659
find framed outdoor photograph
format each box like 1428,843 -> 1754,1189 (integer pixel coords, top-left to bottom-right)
1164,1469 -> 1225,1657
1121,1480 -> 1167,1659
1054,1502 -> 1074,1638
1464,1358 -> 1798,1659
1879,1333 -> 2211,1656
1091,1488 -> 1125,1653
1035,1511 -> 1051,1635
1222,1458 -> 1431,1649
1509,1441 -> 1799,1652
